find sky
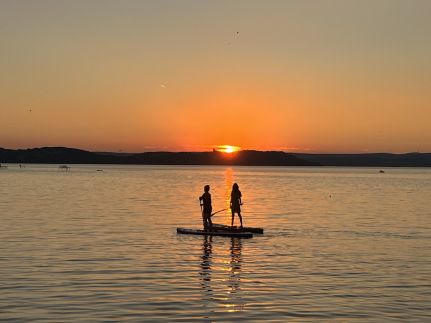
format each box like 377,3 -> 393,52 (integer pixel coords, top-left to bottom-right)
1,0 -> 430,153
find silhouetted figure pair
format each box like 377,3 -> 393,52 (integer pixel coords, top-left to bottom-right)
199,183 -> 243,230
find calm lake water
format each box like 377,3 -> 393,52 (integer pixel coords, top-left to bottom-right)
1,165 -> 430,321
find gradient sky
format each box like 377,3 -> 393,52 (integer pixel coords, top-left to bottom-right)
1,0 -> 430,153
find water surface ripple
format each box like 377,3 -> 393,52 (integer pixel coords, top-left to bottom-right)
1,165 -> 430,321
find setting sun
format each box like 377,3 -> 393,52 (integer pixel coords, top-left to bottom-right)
216,145 -> 241,154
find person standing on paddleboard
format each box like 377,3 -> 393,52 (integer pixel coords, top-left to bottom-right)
199,185 -> 213,231
230,183 -> 243,228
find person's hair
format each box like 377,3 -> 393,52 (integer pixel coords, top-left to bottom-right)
204,185 -> 210,192
232,183 -> 239,191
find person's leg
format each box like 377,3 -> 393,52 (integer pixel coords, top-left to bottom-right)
208,216 -> 212,230
231,211 -> 235,226
238,212 -> 243,227
202,214 -> 207,230
204,212 -> 212,230
204,213 -> 211,230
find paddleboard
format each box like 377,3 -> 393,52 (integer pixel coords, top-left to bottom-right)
212,223 -> 264,234
177,227 -> 253,238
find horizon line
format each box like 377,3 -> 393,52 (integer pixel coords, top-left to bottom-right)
0,146 -> 429,155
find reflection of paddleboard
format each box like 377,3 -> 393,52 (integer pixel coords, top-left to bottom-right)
177,228 -> 253,238
212,223 -> 264,234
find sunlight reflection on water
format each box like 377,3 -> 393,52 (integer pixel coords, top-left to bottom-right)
0,165 -> 430,321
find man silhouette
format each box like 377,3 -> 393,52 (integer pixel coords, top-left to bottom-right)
199,185 -> 213,231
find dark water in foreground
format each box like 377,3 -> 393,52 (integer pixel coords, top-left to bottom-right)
1,165 -> 430,321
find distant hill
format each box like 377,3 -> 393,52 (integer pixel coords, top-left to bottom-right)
293,153 -> 431,167
125,150 -> 317,166
1,147 -> 430,166
0,147 -> 115,164
0,147 -> 316,166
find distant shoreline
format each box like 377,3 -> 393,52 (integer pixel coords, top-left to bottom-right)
1,147 -> 430,167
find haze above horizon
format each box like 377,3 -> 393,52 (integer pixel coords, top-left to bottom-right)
1,1 -> 430,153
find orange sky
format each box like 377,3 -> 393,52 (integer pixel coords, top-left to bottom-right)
1,1 -> 430,153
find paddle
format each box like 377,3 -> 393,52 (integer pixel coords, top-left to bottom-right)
210,208 -> 227,217
211,202 -> 244,217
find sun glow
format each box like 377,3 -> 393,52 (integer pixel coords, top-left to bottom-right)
216,145 -> 241,154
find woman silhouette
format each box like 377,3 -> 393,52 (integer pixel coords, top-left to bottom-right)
230,183 -> 243,227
